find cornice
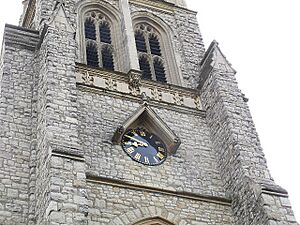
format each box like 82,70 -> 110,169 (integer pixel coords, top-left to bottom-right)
129,0 -> 197,15
3,24 -> 39,51
76,64 -> 204,114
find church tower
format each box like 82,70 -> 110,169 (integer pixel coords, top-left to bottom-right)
0,0 -> 298,224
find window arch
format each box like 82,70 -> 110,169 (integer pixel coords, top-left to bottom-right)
83,11 -> 115,70
132,12 -> 183,85
134,24 -> 167,83
134,217 -> 175,225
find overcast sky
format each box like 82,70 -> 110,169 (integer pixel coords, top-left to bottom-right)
0,0 -> 299,222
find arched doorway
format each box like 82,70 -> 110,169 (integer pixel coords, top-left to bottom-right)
134,217 -> 175,225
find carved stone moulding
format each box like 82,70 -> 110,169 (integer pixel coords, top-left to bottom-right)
75,64 -> 203,111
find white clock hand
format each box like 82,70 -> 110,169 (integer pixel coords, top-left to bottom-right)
124,135 -> 148,147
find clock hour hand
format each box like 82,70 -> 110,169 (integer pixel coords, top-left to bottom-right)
124,135 -> 148,147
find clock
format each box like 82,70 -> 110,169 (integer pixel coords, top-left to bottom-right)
121,127 -> 167,166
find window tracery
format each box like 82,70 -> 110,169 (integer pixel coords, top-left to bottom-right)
134,24 -> 167,83
84,11 -> 114,70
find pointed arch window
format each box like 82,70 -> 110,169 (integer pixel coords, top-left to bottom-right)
134,24 -> 167,83
84,12 -> 114,70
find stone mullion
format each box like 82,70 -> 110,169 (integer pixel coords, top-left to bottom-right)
144,32 -> 156,81
95,20 -> 103,68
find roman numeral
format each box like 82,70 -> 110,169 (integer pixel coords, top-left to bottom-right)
134,153 -> 141,161
126,147 -> 135,154
157,152 -> 165,160
144,156 -> 150,164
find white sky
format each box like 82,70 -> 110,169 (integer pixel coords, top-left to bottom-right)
0,0 -> 299,222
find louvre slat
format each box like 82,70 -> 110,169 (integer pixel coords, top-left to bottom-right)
154,59 -> 166,83
139,57 -> 152,80
102,47 -> 114,70
100,22 -> 112,44
135,32 -> 147,53
149,34 -> 161,56
85,19 -> 96,40
86,43 -> 99,67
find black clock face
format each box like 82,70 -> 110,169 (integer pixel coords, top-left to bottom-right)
121,128 -> 167,166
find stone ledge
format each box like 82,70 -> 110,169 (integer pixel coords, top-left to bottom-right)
50,142 -> 84,161
86,174 -> 232,206
129,0 -> 196,14
3,24 -> 39,51
51,151 -> 85,162
76,64 -> 204,113
77,84 -> 206,116
260,182 -> 289,197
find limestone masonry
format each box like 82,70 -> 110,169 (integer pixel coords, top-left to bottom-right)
0,0 -> 298,224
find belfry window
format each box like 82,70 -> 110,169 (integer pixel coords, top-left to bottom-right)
134,24 -> 167,83
138,55 -> 152,80
84,12 -> 114,70
86,41 -> 99,67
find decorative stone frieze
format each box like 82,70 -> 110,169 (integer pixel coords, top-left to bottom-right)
81,70 -> 94,86
76,64 -> 203,111
105,77 -> 118,91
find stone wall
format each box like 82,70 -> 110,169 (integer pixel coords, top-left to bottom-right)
86,181 -> 233,225
46,154 -> 88,224
32,5 -> 84,223
0,25 -> 39,225
77,89 -> 226,198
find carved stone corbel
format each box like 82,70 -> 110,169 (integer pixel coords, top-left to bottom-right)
128,69 -> 142,96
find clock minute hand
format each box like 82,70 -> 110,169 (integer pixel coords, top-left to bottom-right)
124,135 -> 148,147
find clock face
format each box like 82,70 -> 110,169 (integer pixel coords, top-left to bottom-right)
121,128 -> 167,166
